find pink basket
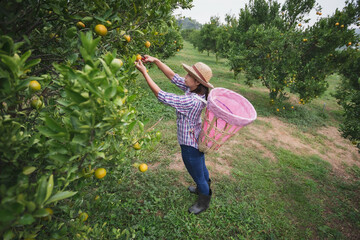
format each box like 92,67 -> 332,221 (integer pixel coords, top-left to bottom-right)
198,88 -> 257,153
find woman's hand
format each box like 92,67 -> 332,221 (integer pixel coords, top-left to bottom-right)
143,55 -> 157,63
135,60 -> 147,75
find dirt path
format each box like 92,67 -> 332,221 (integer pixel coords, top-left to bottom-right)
163,117 -> 360,179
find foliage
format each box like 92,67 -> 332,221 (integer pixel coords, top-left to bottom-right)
334,49 -> 360,152
0,0 -> 192,238
0,0 -> 191,72
191,0 -> 359,104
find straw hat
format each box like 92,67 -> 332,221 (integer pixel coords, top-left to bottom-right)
182,62 -> 214,89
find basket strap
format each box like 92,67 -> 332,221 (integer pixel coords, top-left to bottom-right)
193,94 -> 207,104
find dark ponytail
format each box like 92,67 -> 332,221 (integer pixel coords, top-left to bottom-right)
191,84 -> 209,100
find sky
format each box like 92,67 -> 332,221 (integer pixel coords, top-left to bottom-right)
173,0 -> 347,26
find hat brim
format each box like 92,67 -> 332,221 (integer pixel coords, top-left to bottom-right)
182,63 -> 214,89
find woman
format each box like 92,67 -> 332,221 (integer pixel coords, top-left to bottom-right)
135,55 -> 214,214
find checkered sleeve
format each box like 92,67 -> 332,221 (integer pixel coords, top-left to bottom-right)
157,90 -> 193,115
171,74 -> 189,92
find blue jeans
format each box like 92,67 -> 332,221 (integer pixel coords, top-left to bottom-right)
180,145 -> 210,195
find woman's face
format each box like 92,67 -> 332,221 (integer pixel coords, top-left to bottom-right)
185,74 -> 200,90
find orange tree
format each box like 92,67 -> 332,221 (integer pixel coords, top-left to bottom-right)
192,17 -> 221,57
224,0 -> 359,102
334,48 -> 360,152
0,0 -> 192,239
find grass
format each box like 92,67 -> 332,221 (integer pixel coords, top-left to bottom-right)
81,41 -> 360,239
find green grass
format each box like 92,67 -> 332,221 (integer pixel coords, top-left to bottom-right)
81,41 -> 360,239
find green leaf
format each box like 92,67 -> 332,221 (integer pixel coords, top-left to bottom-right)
45,175 -> 54,202
3,230 -> 15,240
45,191 -> 77,205
126,121 -> 137,133
65,88 -> 87,104
18,213 -> 35,225
43,116 -> 66,133
104,86 -> 117,99
82,16 -> 93,22
35,176 -> 47,206
134,29 -> 145,35
24,59 -> 41,70
0,54 -> 19,74
33,208 -> 49,218
138,121 -> 144,132
22,166 -> 36,175
20,50 -> 31,64
99,58 -> 112,76
37,126 -> 66,140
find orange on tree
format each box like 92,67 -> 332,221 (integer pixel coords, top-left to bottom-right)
335,22 -> 340,26
135,54 -> 142,61
347,42 -> 352,46
79,212 -> 88,222
155,131 -> 161,138
43,207 -> 53,220
29,80 -> 41,91
341,24 -> 344,28
124,35 -> 131,42
94,168 -> 106,179
303,38 -> 308,42
31,98 -> 42,109
139,163 -> 148,172
145,41 -> 151,48
94,24 -> 107,36
111,58 -> 123,69
76,21 -> 85,28
133,142 -> 141,150
45,208 -> 53,215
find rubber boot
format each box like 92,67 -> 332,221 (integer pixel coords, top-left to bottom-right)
188,179 -> 211,195
188,189 -> 212,215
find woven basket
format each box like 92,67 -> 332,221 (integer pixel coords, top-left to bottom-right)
198,88 -> 257,153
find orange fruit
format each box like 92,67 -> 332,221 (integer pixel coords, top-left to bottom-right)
31,98 -> 42,109
76,21 -> 85,28
139,163 -> 148,172
94,168 -> 106,179
145,41 -> 151,48
45,208 -> 53,215
341,24 -> 344,28
43,207 -> 53,220
111,58 -> 123,68
29,80 -> 41,91
124,35 -> 131,42
133,142 -> 141,150
79,212 -> 88,222
335,22 -> 339,26
136,54 -> 142,61
94,24 -> 107,36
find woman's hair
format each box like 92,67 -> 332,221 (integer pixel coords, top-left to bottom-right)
191,84 -> 209,100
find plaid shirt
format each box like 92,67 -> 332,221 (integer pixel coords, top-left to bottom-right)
158,74 -> 206,149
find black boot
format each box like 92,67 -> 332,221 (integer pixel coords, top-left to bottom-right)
188,179 -> 211,194
188,189 -> 212,215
